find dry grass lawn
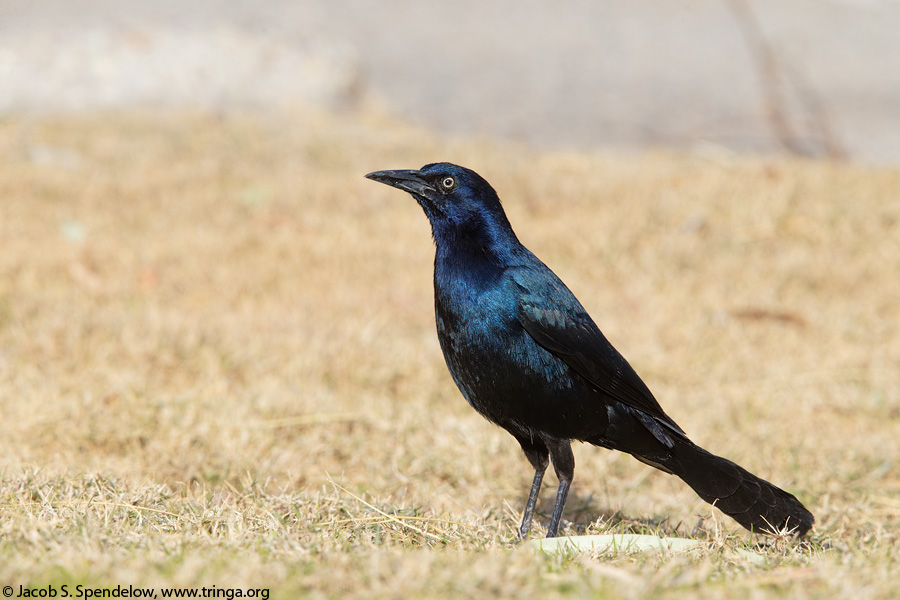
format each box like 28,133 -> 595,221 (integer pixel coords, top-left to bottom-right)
1,109 -> 898,598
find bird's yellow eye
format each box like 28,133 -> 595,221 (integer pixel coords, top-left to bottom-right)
442,177 -> 455,190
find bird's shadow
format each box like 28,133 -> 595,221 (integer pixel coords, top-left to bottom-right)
530,487 -> 688,537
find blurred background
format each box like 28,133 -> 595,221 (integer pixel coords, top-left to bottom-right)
2,0 -> 900,162
3,0 -> 900,593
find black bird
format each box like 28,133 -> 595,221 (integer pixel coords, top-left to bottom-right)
365,163 -> 814,539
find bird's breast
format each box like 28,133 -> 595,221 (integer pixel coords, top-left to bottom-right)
432,272 -> 605,439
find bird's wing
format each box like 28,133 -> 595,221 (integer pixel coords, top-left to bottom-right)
513,270 -> 685,436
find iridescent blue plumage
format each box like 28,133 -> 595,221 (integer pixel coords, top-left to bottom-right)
365,162 -> 813,538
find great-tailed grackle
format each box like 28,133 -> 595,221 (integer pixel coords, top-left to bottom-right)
365,162 -> 814,539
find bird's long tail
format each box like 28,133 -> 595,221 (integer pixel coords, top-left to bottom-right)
653,440 -> 814,536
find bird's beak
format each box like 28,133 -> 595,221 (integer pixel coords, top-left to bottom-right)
365,169 -> 435,197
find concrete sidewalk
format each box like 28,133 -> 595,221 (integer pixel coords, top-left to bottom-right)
1,0 -> 898,162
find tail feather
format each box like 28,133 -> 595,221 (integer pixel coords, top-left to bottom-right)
664,441 -> 814,536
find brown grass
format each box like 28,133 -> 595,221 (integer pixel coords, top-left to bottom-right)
0,109 -> 898,598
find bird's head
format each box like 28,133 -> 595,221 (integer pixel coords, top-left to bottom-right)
365,162 -> 514,245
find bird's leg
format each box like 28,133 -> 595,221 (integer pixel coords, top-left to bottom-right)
515,435 -> 550,540
546,478 -> 571,537
519,467 -> 546,540
545,438 -> 575,538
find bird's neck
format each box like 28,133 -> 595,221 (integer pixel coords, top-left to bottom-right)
433,209 -> 521,270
